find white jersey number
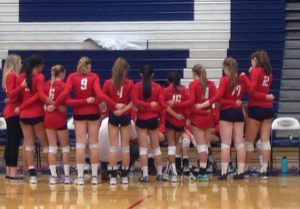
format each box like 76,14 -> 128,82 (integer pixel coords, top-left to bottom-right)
262,76 -> 270,87
172,94 -> 182,103
49,88 -> 55,100
117,86 -> 124,98
231,85 -> 241,97
80,78 -> 88,90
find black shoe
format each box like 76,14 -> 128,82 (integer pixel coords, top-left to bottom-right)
233,173 -> 245,180
218,174 -> 228,181
156,174 -> 164,182
175,157 -> 182,175
260,172 -> 268,180
6,175 -> 24,180
139,176 -> 150,183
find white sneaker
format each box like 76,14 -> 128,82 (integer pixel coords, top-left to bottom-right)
64,176 -> 71,184
110,177 -> 117,185
91,176 -> 99,185
74,177 -> 84,186
170,174 -> 178,182
49,176 -> 57,185
121,176 -> 129,184
29,176 -> 37,184
163,172 -> 169,181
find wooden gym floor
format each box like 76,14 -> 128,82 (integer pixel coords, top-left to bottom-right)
0,175 -> 300,209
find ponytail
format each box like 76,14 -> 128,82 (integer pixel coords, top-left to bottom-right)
77,56 -> 91,73
260,51 -> 272,76
192,64 -> 207,95
21,58 -> 33,91
223,57 -> 238,91
140,65 -> 154,99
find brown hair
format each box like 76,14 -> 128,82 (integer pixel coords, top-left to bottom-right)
111,57 -> 129,90
251,51 -> 272,75
2,54 -> 22,90
51,64 -> 65,82
192,64 -> 207,94
223,57 -> 238,90
77,56 -> 91,73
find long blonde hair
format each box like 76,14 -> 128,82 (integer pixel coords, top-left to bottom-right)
192,64 -> 207,94
223,57 -> 238,90
111,57 -> 129,90
77,56 -> 91,73
2,54 -> 22,90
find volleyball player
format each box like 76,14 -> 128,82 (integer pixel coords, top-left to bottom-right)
2,54 -> 25,180
47,56 -> 123,185
102,57 -> 134,185
161,72 -> 189,182
131,65 -> 164,182
244,51 -> 274,179
15,55 -> 51,184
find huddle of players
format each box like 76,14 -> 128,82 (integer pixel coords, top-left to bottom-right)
2,51 -> 274,185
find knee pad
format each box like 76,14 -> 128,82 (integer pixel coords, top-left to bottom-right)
182,138 -> 191,149
139,147 -> 148,156
25,145 -> 35,152
221,143 -> 230,150
43,146 -> 49,154
89,143 -> 98,149
61,146 -> 70,153
261,141 -> 271,151
234,142 -> 245,151
245,141 -> 254,152
109,146 -> 119,153
153,147 -> 162,156
256,139 -> 262,150
121,146 -> 130,153
197,144 -> 208,154
76,143 -> 86,150
167,146 -> 176,156
48,146 -> 58,154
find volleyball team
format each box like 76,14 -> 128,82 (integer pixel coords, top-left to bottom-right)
2,51 -> 274,185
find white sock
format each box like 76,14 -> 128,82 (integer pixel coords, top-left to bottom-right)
171,163 -> 177,175
221,163 -> 228,175
91,164 -> 99,177
77,164 -> 84,178
244,164 -> 249,172
199,162 -> 207,169
183,156 -> 189,160
156,165 -> 163,175
237,163 -> 245,174
175,154 -> 181,158
261,163 -> 268,173
142,166 -> 148,177
49,165 -> 57,177
64,164 -> 70,176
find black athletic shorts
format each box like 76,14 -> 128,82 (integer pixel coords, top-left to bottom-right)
73,114 -> 100,121
165,120 -> 184,132
20,116 -> 44,125
248,106 -> 273,121
220,108 -> 244,122
108,112 -> 131,127
136,117 -> 159,130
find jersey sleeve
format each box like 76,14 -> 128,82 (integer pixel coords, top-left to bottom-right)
173,83 -> 195,108
93,76 -> 116,108
19,93 -> 39,111
64,96 -> 87,107
130,84 -> 151,108
241,73 -> 268,100
159,88 -> 168,109
5,74 -> 25,98
209,77 -> 227,104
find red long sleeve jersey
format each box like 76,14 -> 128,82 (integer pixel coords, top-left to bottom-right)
248,67 -> 273,108
54,72 -> 116,116
103,79 -> 134,114
17,71 -> 48,118
162,85 -> 189,127
131,81 -> 164,120
209,75 -> 248,110
3,72 -> 24,119
181,80 -> 217,116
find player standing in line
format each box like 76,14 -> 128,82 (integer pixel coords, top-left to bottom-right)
131,65 -> 165,182
2,54 -> 25,180
244,51 -> 274,179
103,57 -> 134,185
47,57 -> 123,185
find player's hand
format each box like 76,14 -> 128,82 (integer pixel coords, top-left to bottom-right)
235,99 -> 242,107
167,100 -> 175,107
4,98 -> 9,104
46,105 -> 56,112
14,107 -> 20,115
45,98 -> 53,105
195,103 -> 204,109
115,103 -> 126,110
86,97 -> 95,104
150,101 -> 158,108
58,105 -> 67,113
266,94 -> 274,101
114,109 -> 123,116
21,80 -> 27,88
175,113 -> 184,121
248,67 -> 253,72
